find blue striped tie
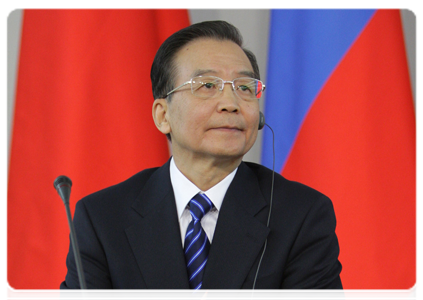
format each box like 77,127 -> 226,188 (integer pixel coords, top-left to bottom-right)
184,193 -> 213,289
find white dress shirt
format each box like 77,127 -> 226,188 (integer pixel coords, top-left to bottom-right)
169,158 -> 237,247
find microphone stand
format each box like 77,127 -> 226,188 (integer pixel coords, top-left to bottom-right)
54,176 -> 87,289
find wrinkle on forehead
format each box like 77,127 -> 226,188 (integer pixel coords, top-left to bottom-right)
174,39 -> 254,83
191,69 -> 255,79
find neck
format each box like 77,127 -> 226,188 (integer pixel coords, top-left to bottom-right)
172,155 -> 241,191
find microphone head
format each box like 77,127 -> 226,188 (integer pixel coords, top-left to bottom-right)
54,175 -> 72,205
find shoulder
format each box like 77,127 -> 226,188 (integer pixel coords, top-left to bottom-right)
242,161 -> 334,216
243,161 -> 328,200
72,163 -> 170,234
76,165 -> 163,213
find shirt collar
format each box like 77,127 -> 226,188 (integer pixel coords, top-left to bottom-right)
169,157 -> 237,219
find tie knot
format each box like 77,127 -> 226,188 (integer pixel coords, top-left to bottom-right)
189,193 -> 213,221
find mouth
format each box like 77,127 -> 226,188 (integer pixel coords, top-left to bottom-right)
210,126 -> 243,132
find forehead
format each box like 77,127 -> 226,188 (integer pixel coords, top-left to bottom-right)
173,38 -> 254,81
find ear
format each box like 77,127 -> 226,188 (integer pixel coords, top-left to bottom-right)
152,98 -> 171,135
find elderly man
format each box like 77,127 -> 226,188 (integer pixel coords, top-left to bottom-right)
61,20 -> 342,289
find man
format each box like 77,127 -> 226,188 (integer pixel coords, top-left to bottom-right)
61,20 -> 342,289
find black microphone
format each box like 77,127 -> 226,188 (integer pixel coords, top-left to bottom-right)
54,175 -> 87,289
54,176 -> 72,205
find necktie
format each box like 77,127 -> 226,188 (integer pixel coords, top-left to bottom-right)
184,193 -> 213,289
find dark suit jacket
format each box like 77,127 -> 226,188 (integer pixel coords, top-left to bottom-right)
60,160 -> 342,289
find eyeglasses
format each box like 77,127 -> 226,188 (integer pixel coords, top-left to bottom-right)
162,76 -> 265,101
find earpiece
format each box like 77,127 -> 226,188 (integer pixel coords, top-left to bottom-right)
258,111 -> 265,130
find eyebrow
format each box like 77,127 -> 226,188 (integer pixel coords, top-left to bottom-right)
191,69 -> 217,77
238,70 -> 256,78
191,69 -> 256,78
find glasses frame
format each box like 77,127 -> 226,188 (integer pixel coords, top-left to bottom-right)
162,76 -> 265,100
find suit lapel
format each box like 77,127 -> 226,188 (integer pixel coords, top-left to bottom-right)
202,162 -> 270,289
125,161 -> 189,289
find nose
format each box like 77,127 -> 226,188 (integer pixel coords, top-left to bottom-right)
217,82 -> 240,113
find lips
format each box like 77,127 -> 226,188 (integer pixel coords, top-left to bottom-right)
210,125 -> 243,131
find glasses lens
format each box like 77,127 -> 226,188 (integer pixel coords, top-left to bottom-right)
191,76 -> 221,99
234,78 -> 263,100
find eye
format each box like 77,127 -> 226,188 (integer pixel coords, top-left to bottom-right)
191,77 -> 221,98
203,82 -> 216,89
238,84 -> 253,93
197,78 -> 220,91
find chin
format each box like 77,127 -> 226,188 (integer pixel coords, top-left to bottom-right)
207,145 -> 251,159
201,136 -> 255,159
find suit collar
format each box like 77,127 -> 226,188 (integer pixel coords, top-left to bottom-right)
202,162 -> 270,288
126,159 -> 190,288
231,162 -> 268,216
130,159 -> 172,218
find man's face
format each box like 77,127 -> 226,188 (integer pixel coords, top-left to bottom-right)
157,38 -> 260,163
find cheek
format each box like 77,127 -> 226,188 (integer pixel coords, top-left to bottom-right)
244,106 -> 260,146
170,102 -> 205,135
244,103 -> 260,127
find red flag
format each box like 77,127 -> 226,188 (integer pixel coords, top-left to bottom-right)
8,9 -> 190,289
282,10 -> 415,288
